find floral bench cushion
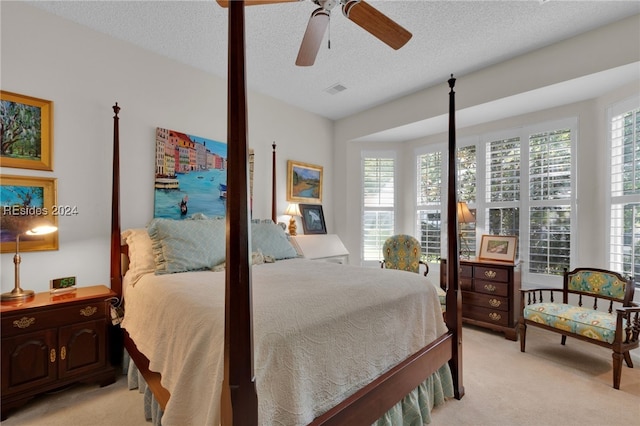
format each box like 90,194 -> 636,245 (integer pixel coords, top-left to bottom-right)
567,270 -> 627,299
523,303 -> 618,344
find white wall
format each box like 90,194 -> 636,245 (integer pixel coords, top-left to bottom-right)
0,3 -> 333,294
333,15 -> 640,270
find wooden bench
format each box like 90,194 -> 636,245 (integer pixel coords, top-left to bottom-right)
519,267 -> 640,389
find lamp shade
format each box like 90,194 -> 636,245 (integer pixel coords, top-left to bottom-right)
284,203 -> 301,217
26,224 -> 58,236
457,202 -> 475,224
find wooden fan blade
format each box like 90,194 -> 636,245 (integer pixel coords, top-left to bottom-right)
216,0 -> 301,8
342,0 -> 412,50
295,8 -> 330,67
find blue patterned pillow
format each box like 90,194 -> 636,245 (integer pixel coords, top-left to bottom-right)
251,220 -> 298,260
147,218 -> 226,274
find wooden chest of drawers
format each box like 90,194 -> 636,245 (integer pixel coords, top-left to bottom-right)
1,285 -> 117,419
441,258 -> 521,340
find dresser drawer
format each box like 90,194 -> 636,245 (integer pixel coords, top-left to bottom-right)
463,304 -> 509,326
474,266 -> 509,282
459,264 -> 473,278
474,279 -> 509,297
2,303 -> 107,337
463,291 -> 509,312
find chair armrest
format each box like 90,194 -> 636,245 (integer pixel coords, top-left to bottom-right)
420,260 -> 429,277
615,305 -> 640,344
616,305 -> 640,314
520,287 -> 563,305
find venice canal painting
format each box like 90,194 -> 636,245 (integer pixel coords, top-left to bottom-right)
153,127 -> 227,219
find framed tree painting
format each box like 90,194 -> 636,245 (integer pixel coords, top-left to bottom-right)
287,160 -> 322,203
479,235 -> 517,263
0,91 -> 53,171
0,175 -> 59,253
299,204 -> 326,234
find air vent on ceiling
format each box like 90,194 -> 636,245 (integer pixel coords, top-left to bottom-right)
324,83 -> 347,95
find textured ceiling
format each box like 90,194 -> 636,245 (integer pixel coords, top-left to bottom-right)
27,0 -> 640,121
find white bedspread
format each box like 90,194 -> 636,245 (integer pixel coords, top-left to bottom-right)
121,258 -> 447,426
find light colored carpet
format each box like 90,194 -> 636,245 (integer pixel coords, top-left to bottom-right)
1,325 -> 638,426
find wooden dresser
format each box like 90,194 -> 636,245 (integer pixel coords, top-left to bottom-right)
441,258 -> 521,340
1,285 -> 117,419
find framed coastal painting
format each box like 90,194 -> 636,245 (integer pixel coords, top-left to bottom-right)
299,203 -> 326,235
287,160 -> 322,203
0,91 -> 53,171
0,175 -> 59,253
479,235 -> 517,263
153,127 -> 228,220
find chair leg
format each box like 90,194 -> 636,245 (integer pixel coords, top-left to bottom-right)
519,321 -> 527,352
561,335 -> 567,346
623,351 -> 633,368
613,352 -> 623,390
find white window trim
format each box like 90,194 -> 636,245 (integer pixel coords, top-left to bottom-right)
606,94 -> 640,286
361,150 -> 397,267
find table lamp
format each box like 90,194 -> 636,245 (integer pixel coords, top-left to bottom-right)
284,203 -> 301,236
457,202 -> 475,258
1,224 -> 58,301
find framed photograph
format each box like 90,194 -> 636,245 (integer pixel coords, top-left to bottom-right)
299,203 -> 326,235
0,175 -> 58,253
287,160 -> 322,203
479,235 -> 517,263
0,91 -> 53,171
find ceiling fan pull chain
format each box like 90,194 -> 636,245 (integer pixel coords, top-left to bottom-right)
328,18 -> 331,50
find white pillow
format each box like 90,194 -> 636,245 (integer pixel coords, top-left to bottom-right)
121,228 -> 155,285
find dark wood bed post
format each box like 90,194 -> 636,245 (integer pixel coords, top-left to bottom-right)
272,142 -> 277,223
110,103 -> 122,299
445,75 -> 465,399
221,1 -> 259,425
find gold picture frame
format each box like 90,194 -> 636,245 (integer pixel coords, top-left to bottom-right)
0,91 -> 53,171
1,175 -> 59,253
479,235 -> 517,263
287,160 -> 323,203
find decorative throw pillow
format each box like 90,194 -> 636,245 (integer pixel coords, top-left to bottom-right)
147,218 -> 226,274
121,228 -> 156,284
251,220 -> 298,260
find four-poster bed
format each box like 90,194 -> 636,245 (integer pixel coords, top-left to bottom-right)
109,2 -> 464,424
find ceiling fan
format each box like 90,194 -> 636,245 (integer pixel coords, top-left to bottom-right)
216,0 -> 412,66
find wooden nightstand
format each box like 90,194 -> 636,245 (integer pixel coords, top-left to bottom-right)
1,285 -> 118,420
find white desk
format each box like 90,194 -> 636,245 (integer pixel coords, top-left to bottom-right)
290,234 -> 349,264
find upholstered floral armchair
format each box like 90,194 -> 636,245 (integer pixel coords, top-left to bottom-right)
380,234 -> 428,276
519,267 -> 640,389
380,234 -> 446,313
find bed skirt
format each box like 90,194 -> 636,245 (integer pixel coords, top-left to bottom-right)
125,351 -> 453,426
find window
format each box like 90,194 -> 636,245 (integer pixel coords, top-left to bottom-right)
414,119 -> 576,285
527,128 -> 573,275
362,153 -> 395,262
416,150 -> 443,262
486,136 -> 521,258
458,145 -> 478,257
609,97 -> 640,286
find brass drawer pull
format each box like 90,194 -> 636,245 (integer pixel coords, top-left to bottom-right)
13,317 -> 36,329
488,298 -> 501,308
488,312 -> 502,321
61,346 -> 67,360
80,306 -> 98,317
50,348 -> 56,363
484,284 -> 496,292
484,270 -> 497,279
